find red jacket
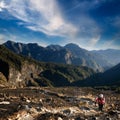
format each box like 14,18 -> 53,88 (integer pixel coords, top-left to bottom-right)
95,97 -> 105,105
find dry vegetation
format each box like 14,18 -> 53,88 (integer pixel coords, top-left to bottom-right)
0,87 -> 120,120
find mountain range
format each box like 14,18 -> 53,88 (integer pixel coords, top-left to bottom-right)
0,43 -> 120,87
0,45 -> 95,87
3,40 -> 120,72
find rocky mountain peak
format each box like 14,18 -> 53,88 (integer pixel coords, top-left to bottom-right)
5,40 -> 16,44
46,44 -> 63,51
64,43 -> 83,50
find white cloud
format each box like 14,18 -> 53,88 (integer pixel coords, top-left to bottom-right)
0,1 -> 7,11
0,34 -> 7,44
78,15 -> 101,35
89,35 -> 101,47
4,0 -> 78,37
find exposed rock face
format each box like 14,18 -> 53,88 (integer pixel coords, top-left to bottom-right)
8,62 -> 43,87
0,72 -> 7,86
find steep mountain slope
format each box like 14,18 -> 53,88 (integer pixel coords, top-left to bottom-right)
0,45 -> 95,87
100,63 -> 120,85
73,63 -> 120,86
64,43 -> 111,71
3,41 -> 113,71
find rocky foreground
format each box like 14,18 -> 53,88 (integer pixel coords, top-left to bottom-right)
0,87 -> 120,120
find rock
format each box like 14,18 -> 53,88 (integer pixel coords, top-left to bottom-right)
23,105 -> 32,112
80,106 -> 90,111
58,117 -> 63,120
74,117 -> 83,120
17,113 -> 33,120
34,113 -> 66,120
118,114 -> 120,119
26,99 -> 31,103
36,106 -> 41,111
0,101 -> 10,104
63,109 -> 71,115
106,117 -> 112,120
108,110 -> 117,116
91,117 -> 97,120
20,95 -> 26,101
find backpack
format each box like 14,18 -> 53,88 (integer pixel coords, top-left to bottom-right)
97,97 -> 105,105
96,97 -> 105,104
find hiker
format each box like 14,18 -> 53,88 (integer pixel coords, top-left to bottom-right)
95,94 -> 105,111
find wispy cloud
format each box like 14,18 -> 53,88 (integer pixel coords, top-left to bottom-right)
3,0 -> 78,37
89,35 -> 101,47
66,0 -> 106,13
64,0 -> 102,49
60,15 -> 101,50
75,15 -> 101,45
100,31 -> 120,50
101,39 -> 116,50
113,16 -> 120,28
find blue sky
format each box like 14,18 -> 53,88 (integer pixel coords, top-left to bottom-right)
0,0 -> 120,50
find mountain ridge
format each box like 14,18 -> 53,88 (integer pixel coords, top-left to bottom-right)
3,40 -> 118,72
0,44 -> 120,87
0,45 -> 95,87
72,62 -> 120,87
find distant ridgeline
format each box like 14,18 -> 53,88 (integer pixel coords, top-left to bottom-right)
4,40 -> 120,72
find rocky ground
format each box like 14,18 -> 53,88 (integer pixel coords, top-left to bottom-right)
0,87 -> 120,120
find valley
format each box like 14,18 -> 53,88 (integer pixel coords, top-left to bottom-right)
0,43 -> 120,120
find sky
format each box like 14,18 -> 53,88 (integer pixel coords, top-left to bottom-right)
0,0 -> 120,50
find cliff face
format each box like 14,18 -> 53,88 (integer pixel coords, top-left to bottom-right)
0,45 -> 43,87
8,62 -> 43,87
0,60 -> 42,88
